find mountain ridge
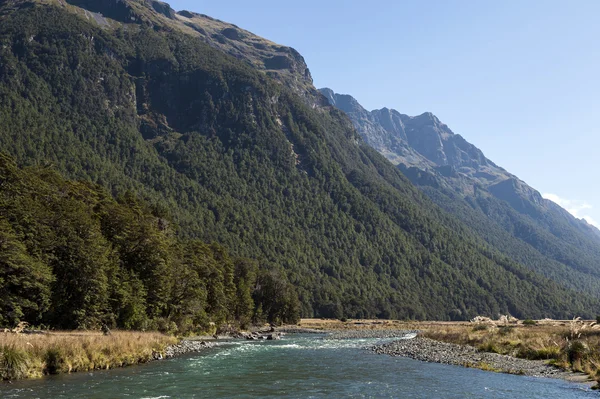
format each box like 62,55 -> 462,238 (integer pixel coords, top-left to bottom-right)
0,0 -> 597,323
320,88 -> 600,297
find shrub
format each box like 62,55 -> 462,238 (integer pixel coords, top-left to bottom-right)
0,345 -> 28,380
516,346 -> 559,360
498,326 -> 515,336
522,319 -> 537,326
478,342 -> 500,354
472,324 -> 488,332
565,340 -> 588,365
44,348 -> 64,375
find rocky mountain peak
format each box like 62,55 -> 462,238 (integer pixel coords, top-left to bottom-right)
43,0 -> 313,98
63,0 -> 176,23
320,88 -> 362,111
319,88 -> 505,181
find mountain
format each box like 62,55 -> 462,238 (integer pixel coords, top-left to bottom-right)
0,154 -> 299,330
0,0 -> 597,325
320,88 -> 600,298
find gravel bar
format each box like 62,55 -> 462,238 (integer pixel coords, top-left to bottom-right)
164,340 -> 217,358
326,329 -> 418,340
371,337 -> 568,378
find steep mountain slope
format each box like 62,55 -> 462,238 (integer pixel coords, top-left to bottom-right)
0,0 -> 597,321
320,88 -> 600,297
0,154 -> 299,329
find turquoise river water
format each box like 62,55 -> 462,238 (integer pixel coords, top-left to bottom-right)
0,334 -> 595,398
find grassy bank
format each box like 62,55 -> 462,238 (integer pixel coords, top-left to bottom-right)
418,318 -> 600,385
0,331 -> 177,380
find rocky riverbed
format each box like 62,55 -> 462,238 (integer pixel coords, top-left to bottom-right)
163,340 -> 217,358
326,329 -> 417,340
371,336 -> 571,378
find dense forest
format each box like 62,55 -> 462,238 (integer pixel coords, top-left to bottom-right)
0,1 -> 598,325
399,165 -> 600,297
0,154 -> 300,331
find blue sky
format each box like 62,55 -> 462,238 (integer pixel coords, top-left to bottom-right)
168,0 -> 600,226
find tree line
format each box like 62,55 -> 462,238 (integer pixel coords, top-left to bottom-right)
0,154 -> 300,332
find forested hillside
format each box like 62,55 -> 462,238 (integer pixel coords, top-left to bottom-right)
0,154 -> 299,330
0,0 -> 597,324
321,89 -> 600,299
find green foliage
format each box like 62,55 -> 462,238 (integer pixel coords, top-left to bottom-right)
0,345 -> 28,380
472,324 -> 488,332
0,218 -> 53,326
0,2 -> 597,325
498,326 -> 515,336
0,155 -> 298,329
522,319 -> 537,326
43,348 -> 64,375
565,340 -> 588,365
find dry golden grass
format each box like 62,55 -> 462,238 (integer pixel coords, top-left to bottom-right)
0,331 -> 177,380
417,320 -> 600,386
298,318 -> 426,331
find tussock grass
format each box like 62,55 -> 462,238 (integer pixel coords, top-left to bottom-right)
0,331 -> 177,380
418,319 -> 600,386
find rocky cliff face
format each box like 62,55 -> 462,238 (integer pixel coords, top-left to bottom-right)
59,0 -> 317,99
320,88 -> 580,215
175,10 -> 316,99
320,88 -> 507,186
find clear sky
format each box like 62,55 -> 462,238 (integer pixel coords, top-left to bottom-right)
168,0 -> 600,226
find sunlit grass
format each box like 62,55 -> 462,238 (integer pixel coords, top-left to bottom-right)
0,331 -> 177,380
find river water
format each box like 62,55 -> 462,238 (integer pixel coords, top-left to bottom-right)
0,335 -> 594,398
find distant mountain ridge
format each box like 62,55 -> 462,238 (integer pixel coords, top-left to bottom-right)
320,88 -> 600,297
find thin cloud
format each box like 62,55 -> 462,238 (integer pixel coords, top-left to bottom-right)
542,193 -> 599,228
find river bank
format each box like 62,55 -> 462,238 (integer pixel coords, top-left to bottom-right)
3,333 -> 593,399
0,331 -> 177,381
3,318 -> 598,388
290,318 -> 598,386
371,336 -> 570,378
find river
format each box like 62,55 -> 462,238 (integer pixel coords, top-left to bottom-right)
0,335 -> 594,398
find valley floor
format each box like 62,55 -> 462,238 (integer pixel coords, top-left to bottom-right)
2,318 -> 598,389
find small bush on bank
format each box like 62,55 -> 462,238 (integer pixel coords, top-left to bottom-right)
516,345 -> 559,360
0,345 -> 28,380
522,319 -> 536,326
478,342 -> 500,354
565,340 -> 588,364
498,326 -> 515,336
44,348 -> 64,375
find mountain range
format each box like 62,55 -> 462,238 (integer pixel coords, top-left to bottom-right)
0,0 -> 598,327
320,88 -> 600,298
